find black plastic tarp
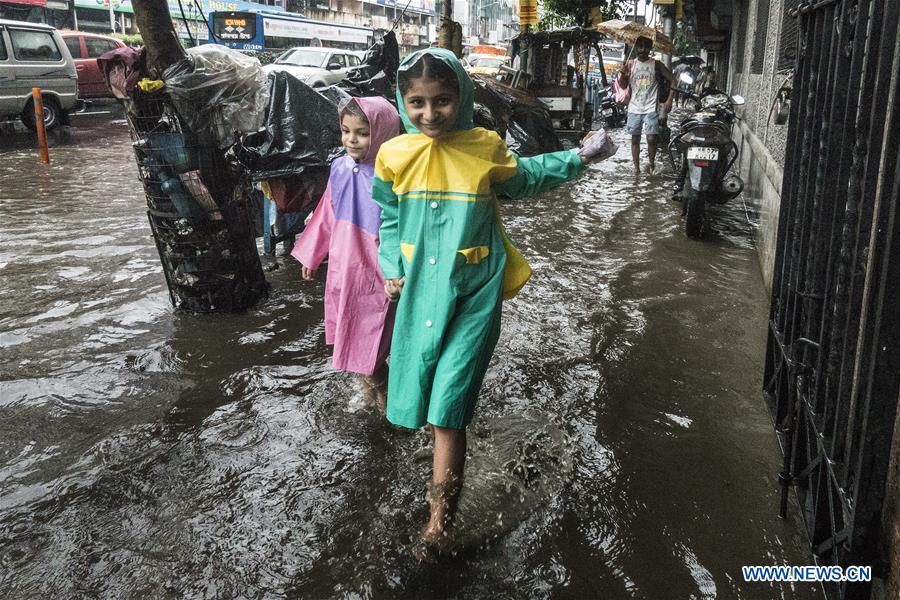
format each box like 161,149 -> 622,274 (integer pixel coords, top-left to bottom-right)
337,31 -> 399,98
506,105 -> 563,157
471,76 -> 562,157
232,70 -> 343,180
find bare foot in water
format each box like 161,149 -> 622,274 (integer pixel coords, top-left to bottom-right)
412,477 -> 462,561
360,364 -> 388,413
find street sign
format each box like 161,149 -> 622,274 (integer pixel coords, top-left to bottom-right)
519,0 -> 537,26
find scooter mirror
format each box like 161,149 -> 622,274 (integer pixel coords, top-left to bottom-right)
732,94 -> 746,105
679,72 -> 695,85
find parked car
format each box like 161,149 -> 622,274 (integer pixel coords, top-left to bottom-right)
0,18 -> 81,130
464,54 -> 509,77
262,47 -> 362,87
60,31 -> 125,99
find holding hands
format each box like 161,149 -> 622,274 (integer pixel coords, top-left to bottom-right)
300,265 -> 317,281
385,277 -> 405,301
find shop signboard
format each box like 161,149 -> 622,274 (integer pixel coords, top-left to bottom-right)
262,15 -> 370,44
518,0 -> 537,26
73,0 -> 284,20
363,0 -> 435,17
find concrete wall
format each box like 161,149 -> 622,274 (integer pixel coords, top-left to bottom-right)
732,120 -> 783,290
723,0 -> 793,289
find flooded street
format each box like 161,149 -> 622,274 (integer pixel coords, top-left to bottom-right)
1,113 -> 820,599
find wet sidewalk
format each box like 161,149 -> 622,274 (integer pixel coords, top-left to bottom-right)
0,120 -> 819,598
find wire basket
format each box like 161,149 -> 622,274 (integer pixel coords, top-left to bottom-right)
126,91 -> 268,312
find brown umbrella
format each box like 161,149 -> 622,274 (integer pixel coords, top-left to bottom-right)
595,19 -> 676,54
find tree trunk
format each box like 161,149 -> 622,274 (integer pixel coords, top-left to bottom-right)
131,0 -> 186,75
438,0 -> 453,51
438,2 -> 463,57
127,0 -> 269,312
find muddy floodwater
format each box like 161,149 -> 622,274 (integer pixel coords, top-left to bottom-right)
1,113 -> 821,599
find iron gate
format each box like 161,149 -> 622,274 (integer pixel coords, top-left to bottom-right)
763,0 -> 899,598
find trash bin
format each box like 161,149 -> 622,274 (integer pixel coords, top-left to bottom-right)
127,93 -> 269,312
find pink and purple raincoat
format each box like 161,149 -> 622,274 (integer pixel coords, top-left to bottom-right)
292,97 -> 402,375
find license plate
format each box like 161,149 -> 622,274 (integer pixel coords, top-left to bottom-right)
687,146 -> 719,161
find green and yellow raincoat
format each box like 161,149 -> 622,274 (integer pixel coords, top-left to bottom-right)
374,48 -> 587,429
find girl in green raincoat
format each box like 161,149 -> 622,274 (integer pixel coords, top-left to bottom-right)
373,48 -> 614,556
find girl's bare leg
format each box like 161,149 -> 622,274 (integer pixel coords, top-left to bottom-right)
370,363 -> 388,411
360,364 -> 388,411
420,425 -> 466,545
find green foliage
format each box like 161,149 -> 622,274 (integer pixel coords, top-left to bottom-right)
673,22 -> 699,56
537,11 -> 575,31
111,33 -> 144,47
539,0 -> 629,29
240,50 -> 278,65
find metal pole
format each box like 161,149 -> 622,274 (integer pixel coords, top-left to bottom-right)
109,0 -> 115,32
71,0 -> 79,31
662,7 -> 674,68
32,88 -> 50,165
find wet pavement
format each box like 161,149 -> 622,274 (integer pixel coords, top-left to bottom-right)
0,111 -> 821,599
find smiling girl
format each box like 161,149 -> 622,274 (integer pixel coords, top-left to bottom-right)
292,96 -> 402,408
372,49 -> 610,557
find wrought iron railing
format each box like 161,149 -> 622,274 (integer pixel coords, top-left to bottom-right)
763,0 -> 899,598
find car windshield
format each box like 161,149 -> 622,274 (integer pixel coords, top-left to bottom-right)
471,57 -> 505,68
275,49 -> 326,67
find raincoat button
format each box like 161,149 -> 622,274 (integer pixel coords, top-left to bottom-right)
429,257 -> 436,265
352,167 -> 359,173
430,201 -> 438,209
425,320 -> 433,327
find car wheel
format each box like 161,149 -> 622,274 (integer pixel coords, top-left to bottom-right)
21,96 -> 62,131
310,80 -> 326,88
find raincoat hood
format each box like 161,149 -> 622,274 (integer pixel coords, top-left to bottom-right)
395,48 -> 474,134
345,96 -> 402,164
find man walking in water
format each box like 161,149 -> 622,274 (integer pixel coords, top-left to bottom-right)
617,36 -> 676,175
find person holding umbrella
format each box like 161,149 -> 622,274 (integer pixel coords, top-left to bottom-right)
617,35 -> 676,175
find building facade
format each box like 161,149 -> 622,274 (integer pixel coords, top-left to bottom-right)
685,3 -> 899,600
0,0 -> 518,53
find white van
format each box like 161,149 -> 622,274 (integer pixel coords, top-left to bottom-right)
0,18 -> 81,130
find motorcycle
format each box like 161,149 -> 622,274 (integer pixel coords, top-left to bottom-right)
669,74 -> 746,238
592,79 -> 627,129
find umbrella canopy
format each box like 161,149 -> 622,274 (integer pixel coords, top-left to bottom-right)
595,19 -> 675,54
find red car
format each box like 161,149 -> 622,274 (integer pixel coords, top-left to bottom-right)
60,31 -> 125,99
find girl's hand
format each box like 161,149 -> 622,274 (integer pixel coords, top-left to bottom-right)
575,128 -> 618,165
384,277 -> 405,301
301,265 -> 316,281
579,131 -> 597,165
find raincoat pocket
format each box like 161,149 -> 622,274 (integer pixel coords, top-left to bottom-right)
400,242 -> 415,263
457,245 -> 490,265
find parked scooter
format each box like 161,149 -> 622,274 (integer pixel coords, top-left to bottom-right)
669,74 -> 746,238
592,79 -> 627,129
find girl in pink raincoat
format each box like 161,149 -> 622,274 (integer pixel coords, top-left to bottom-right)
292,96 -> 402,407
